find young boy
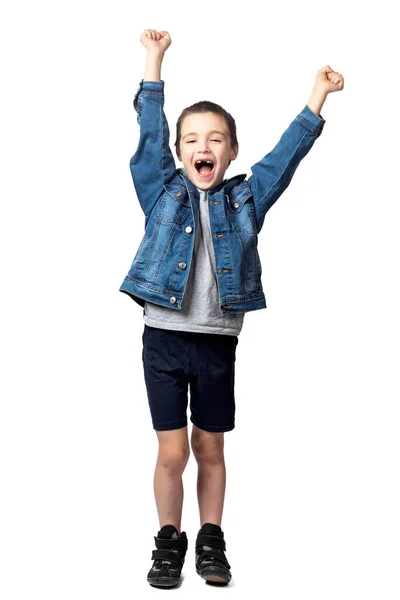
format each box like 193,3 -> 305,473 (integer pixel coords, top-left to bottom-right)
119,29 -> 344,588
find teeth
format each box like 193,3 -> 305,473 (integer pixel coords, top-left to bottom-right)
196,160 -> 213,164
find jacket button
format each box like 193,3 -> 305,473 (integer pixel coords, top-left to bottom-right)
178,262 -> 187,269
185,226 -> 192,233
233,202 -> 240,209
176,191 -> 182,197
170,296 -> 176,304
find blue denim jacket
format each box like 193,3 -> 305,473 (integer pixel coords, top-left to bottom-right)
119,80 -> 325,314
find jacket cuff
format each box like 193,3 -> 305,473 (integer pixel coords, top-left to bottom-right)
140,79 -> 165,92
296,104 -> 326,137
133,79 -> 164,113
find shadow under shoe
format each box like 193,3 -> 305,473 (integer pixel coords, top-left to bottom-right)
147,524 -> 188,588
195,523 -> 232,585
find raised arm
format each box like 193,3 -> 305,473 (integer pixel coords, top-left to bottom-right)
129,30 -> 176,217
248,105 -> 326,233
248,65 -> 344,233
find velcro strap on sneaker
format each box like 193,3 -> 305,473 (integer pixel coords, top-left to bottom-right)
154,536 -> 188,551
197,548 -> 231,570
151,549 -> 183,565
195,534 -> 226,551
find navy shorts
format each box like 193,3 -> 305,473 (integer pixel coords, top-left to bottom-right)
142,324 -> 239,432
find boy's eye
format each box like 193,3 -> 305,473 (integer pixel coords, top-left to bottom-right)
186,139 -> 221,143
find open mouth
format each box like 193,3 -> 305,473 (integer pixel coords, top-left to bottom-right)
194,159 -> 215,178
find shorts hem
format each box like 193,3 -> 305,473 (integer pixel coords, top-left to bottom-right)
190,417 -> 235,433
153,420 -> 188,431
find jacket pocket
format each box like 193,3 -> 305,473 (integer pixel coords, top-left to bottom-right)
156,185 -> 191,224
226,188 -> 257,234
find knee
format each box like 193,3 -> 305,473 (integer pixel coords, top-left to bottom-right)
191,431 -> 224,465
157,442 -> 190,475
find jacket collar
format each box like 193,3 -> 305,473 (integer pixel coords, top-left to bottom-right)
177,168 -> 247,196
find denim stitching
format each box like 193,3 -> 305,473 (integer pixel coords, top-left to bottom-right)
296,113 -> 322,135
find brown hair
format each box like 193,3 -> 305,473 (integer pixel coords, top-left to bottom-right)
174,101 -> 238,168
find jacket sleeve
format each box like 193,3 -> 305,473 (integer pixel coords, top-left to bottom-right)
247,105 -> 326,233
129,80 -> 176,217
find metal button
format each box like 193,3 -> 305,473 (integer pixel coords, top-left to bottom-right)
233,202 -> 240,209
185,226 -> 192,233
170,296 -> 176,304
176,191 -> 182,197
178,262 -> 187,269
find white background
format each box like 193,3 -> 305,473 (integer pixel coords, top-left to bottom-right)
1,0 -> 399,598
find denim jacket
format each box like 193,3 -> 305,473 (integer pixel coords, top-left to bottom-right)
119,80 -> 325,314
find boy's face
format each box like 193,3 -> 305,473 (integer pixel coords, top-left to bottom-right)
177,112 -> 238,190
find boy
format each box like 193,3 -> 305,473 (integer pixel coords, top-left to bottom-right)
119,29 -> 344,588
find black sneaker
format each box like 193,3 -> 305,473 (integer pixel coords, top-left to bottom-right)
195,523 -> 232,585
147,524 -> 188,588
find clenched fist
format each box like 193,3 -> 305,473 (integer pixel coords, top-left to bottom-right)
140,29 -> 172,53
314,65 -> 344,95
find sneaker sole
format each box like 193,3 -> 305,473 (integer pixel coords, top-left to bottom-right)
148,577 -> 181,588
196,566 -> 231,584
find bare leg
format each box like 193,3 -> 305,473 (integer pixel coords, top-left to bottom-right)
190,425 -> 226,526
153,427 -> 190,533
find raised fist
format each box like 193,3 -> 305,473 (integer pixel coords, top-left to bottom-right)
140,29 -> 172,53
314,65 -> 344,95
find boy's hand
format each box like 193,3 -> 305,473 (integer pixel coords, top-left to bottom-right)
314,65 -> 344,95
140,29 -> 172,54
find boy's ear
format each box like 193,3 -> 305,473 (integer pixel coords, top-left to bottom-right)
230,143 -> 239,161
